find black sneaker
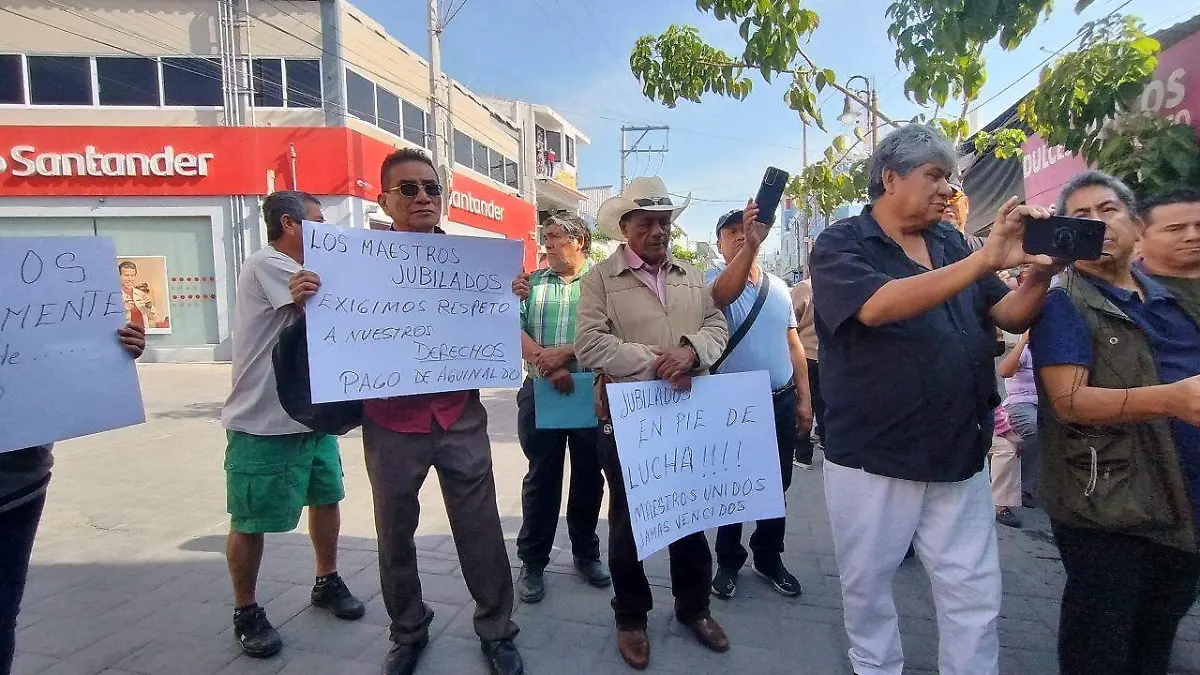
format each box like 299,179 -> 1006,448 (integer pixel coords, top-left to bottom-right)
996,507 -> 1022,529
752,560 -> 801,597
311,573 -> 366,620
517,565 -> 545,604
711,567 -> 737,599
233,605 -> 282,658
481,638 -> 524,675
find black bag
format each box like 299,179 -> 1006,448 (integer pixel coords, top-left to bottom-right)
273,315 -> 363,435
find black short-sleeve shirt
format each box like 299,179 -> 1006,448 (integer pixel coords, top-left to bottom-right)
810,207 -> 1009,482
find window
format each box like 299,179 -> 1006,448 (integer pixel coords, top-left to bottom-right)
162,57 -> 221,106
565,135 -> 576,166
453,130 -> 473,167
0,55 -> 24,104
284,59 -> 321,108
402,100 -> 426,148
472,139 -> 489,176
28,56 -> 91,105
375,86 -> 401,137
490,151 -> 505,183
96,57 -> 159,106
345,69 -> 375,123
544,130 -> 562,157
504,158 -> 519,190
252,58 -> 284,108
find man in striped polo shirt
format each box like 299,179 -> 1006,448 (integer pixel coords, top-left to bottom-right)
512,213 -> 609,604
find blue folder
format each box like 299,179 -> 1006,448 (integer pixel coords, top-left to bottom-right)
533,373 -> 598,429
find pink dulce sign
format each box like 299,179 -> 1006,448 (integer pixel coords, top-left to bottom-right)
1021,29 -> 1200,207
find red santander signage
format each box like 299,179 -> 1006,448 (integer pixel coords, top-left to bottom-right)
0,125 -> 536,264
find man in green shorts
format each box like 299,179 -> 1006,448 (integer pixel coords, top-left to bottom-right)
220,191 -> 365,659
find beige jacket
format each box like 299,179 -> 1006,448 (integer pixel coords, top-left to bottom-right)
791,279 -> 819,360
575,245 -> 728,383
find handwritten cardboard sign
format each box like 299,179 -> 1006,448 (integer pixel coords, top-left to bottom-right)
0,237 -> 145,453
606,371 -> 785,560
303,221 -> 524,403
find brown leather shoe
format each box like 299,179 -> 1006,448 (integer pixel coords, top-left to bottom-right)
616,629 -> 650,670
686,616 -> 730,653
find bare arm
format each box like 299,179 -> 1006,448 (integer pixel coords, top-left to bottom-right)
1039,365 -> 1200,426
787,328 -> 813,433
710,202 -> 764,309
521,331 -> 543,364
858,250 -> 992,327
997,332 -> 1030,379
989,269 -> 1056,333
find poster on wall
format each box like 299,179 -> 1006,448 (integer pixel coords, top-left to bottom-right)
117,256 -> 172,334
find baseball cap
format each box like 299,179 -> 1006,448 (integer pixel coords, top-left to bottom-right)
715,209 -> 743,237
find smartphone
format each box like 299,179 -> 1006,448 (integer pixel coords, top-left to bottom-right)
1022,215 -> 1105,261
754,166 -> 790,227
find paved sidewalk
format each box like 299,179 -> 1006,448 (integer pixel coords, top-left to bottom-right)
10,364 -> 1200,675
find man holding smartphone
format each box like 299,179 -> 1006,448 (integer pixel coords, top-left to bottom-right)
809,124 -> 1059,675
706,204 -> 812,601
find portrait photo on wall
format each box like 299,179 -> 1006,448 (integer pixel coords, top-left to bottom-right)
117,256 -> 172,334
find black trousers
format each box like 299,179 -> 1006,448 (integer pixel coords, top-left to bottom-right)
794,359 -> 823,464
715,386 -> 797,571
515,380 -> 604,569
1052,520 -> 1200,675
598,422 -> 711,631
0,493 -> 46,675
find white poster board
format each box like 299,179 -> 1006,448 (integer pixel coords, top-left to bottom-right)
606,371 -> 785,560
0,237 -> 146,453
303,221 -> 524,403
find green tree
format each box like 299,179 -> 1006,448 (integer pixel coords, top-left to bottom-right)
629,0 -> 1066,218
1011,15 -> 1200,196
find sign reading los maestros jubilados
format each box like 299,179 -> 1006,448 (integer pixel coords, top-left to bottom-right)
1,145 -> 216,178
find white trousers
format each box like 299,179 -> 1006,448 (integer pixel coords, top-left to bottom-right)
824,461 -> 1001,675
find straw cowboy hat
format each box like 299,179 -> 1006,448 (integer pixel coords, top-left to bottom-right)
595,177 -> 691,241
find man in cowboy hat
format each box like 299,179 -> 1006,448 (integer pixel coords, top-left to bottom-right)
575,177 -> 730,670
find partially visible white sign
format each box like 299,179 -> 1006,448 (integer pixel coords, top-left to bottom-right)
303,221 -> 524,403
0,236 -> 145,453
606,371 -> 785,560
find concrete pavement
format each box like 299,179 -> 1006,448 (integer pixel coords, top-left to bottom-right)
10,363 -> 1200,675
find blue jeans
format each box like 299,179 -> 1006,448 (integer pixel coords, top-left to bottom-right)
0,493 -> 46,675
1005,402 -> 1039,502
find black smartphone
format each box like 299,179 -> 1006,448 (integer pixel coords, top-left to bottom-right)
754,166 -> 790,227
1022,215 -> 1106,261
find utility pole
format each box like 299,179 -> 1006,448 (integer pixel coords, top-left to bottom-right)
427,0 -> 451,200
870,82 -> 879,152
620,125 -> 669,191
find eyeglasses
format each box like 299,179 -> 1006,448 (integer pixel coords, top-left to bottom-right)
383,181 -> 444,198
634,196 -> 673,207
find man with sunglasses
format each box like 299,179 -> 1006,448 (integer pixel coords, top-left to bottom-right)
290,149 -> 522,675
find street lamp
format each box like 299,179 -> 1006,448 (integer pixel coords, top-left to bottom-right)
838,75 -> 878,151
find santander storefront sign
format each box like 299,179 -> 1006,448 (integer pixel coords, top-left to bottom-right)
1,144 -> 214,178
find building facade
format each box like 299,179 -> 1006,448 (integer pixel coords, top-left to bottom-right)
0,0 -> 568,361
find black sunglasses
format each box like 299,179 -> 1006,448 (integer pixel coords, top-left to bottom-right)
633,196 -> 673,207
383,181 -> 444,197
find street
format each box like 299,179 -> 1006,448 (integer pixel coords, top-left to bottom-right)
10,363 -> 1200,675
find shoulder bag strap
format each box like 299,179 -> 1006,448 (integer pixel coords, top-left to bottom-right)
711,273 -> 770,374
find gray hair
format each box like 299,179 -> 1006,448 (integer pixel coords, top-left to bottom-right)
867,124 -> 957,200
262,190 -> 320,241
1055,170 -> 1136,216
542,212 -> 592,254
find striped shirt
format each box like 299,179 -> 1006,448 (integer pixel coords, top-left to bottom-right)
520,261 -> 592,375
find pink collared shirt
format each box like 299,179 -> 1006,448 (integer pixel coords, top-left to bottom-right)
623,245 -> 669,304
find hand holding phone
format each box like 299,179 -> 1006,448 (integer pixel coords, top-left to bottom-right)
754,166 -> 790,227
1021,215 -> 1105,261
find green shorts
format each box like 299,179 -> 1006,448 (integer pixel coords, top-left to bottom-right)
224,430 -> 345,534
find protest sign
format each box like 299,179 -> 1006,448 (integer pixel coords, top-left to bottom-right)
606,371 -> 784,560
303,221 -> 524,403
0,237 -> 146,453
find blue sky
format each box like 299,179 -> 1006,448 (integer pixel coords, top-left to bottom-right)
355,0 -> 1196,250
